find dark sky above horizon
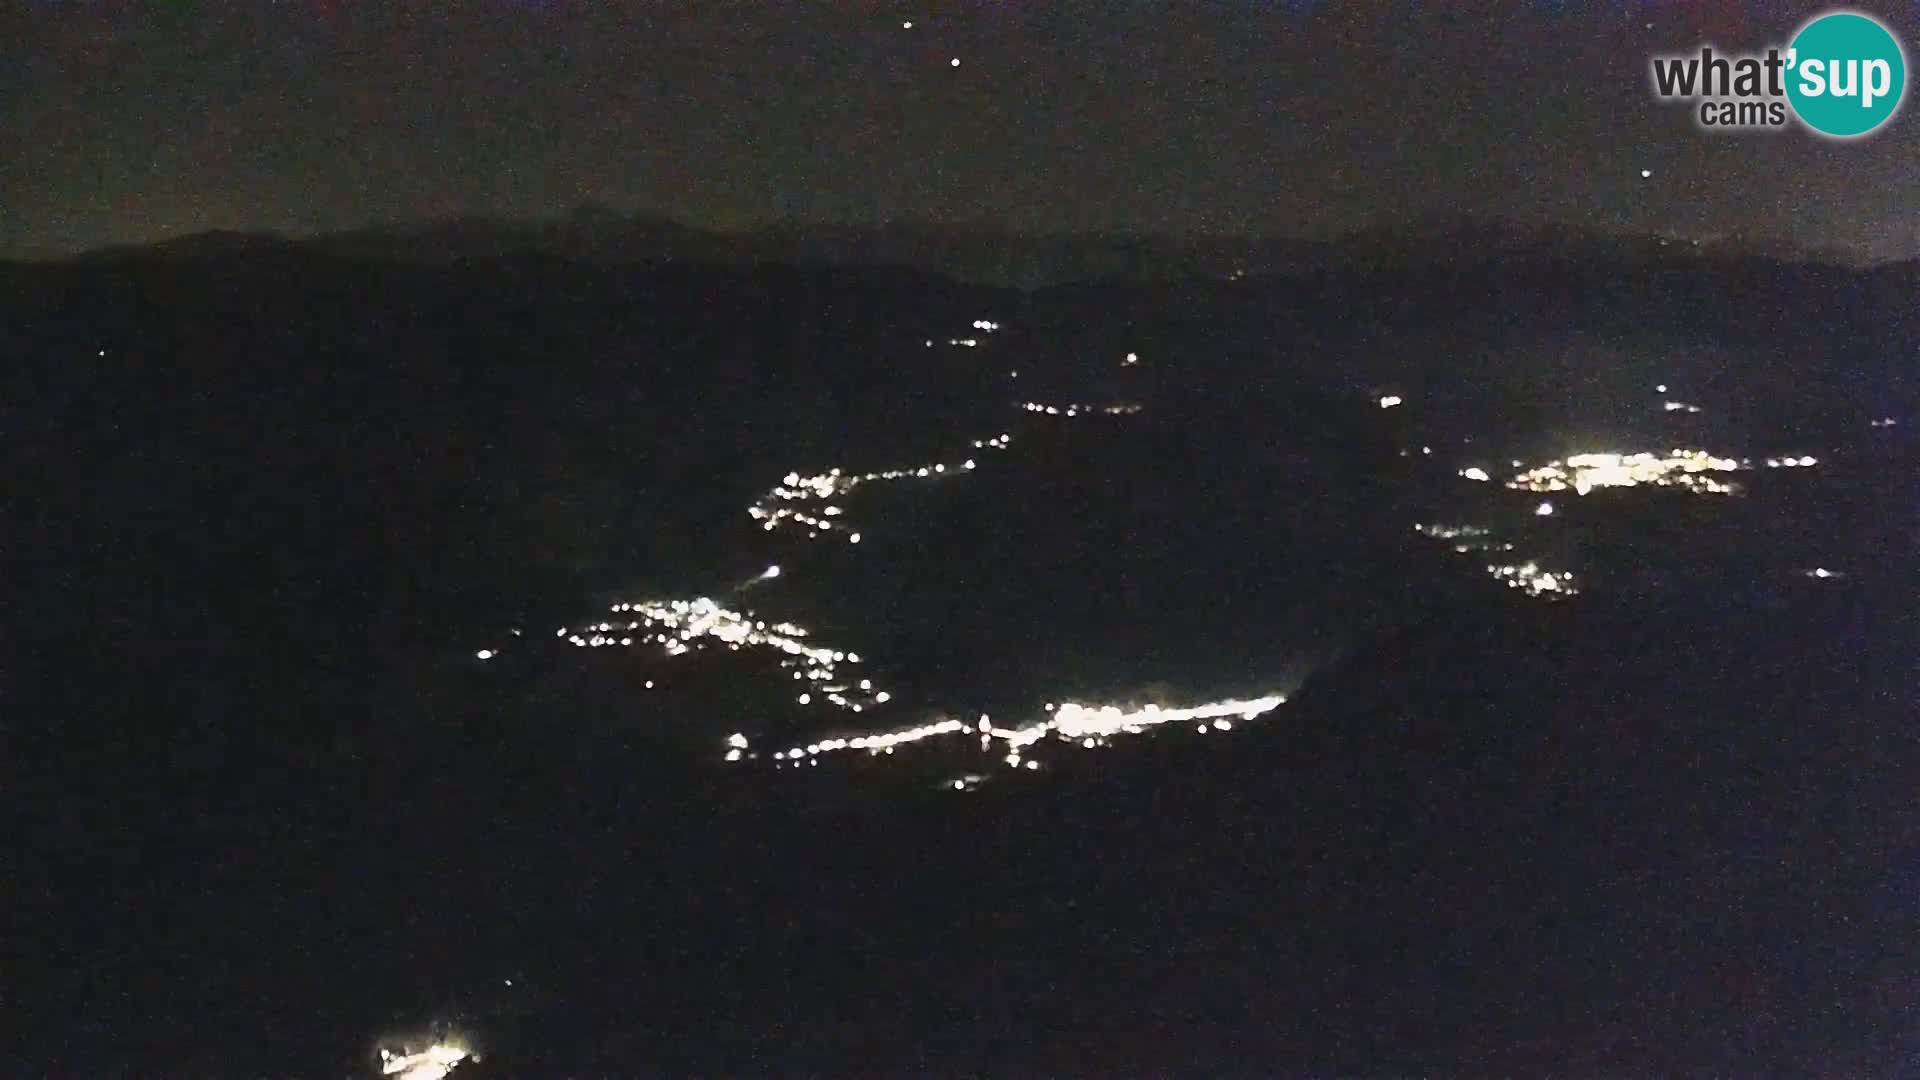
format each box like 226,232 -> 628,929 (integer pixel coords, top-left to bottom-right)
4,0 -> 1918,259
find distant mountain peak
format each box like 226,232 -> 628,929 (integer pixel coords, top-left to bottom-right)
56,210 -> 1866,283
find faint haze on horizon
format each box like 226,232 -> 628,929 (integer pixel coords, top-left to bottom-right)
4,0 -> 1918,261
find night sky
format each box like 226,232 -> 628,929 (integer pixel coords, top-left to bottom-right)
4,0 -> 1918,260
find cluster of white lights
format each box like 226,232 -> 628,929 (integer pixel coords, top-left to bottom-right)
599,596 -> 888,714
1662,401 -> 1704,414
771,717 -> 968,765
1487,561 -> 1579,598
1804,567 -> 1846,580
947,338 -> 981,348
1870,418 -> 1899,428
1019,401 -> 1144,417
557,619 -> 638,650
746,434 -> 1012,542
1459,466 -> 1491,482
971,319 -> 1002,332
380,1044 -> 471,1080
1414,522 -> 1515,556
1414,523 -> 1491,541
995,695 -> 1285,754
1416,523 -> 1560,597
1764,455 -> 1819,469
1507,450 -> 1743,496
756,694 -> 1287,771
1378,395 -> 1404,409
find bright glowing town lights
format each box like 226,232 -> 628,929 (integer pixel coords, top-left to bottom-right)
380,1043 -> 471,1079
1487,561 -> 1578,598
1508,449 -> 1743,496
747,433 -> 1015,542
1017,695 -> 1286,747
603,596 -> 891,716
1020,401 -> 1143,417
1416,522 -> 1563,599
760,693 -> 1289,770
512,333 -> 1844,790
1414,523 -> 1490,541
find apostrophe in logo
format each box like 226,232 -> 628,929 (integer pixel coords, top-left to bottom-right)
1785,11 -> 1906,138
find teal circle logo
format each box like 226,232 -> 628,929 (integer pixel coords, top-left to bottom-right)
1786,11 -> 1906,138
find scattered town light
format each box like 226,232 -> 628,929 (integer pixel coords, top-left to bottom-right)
1022,400 -> 1142,417
1378,395 -> 1403,409
1487,561 -> 1578,598
748,432 -> 1013,543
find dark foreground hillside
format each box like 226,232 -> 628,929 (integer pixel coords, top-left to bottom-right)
16,575 -> 1916,1076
